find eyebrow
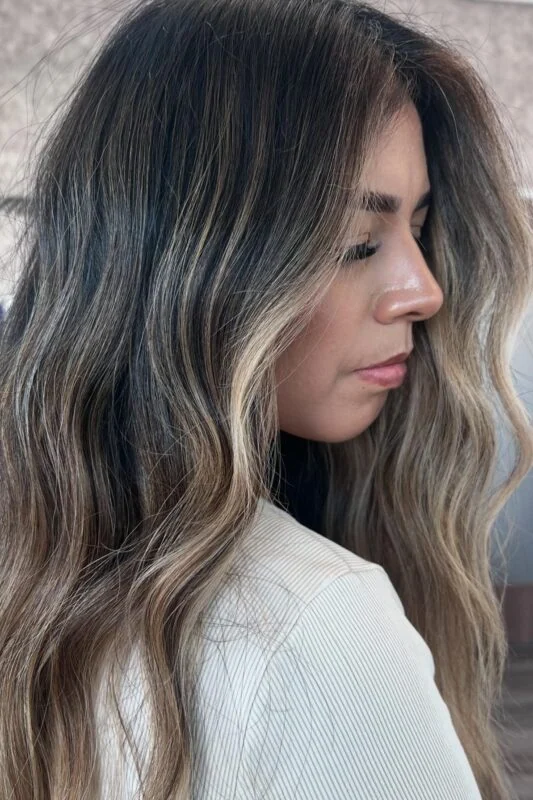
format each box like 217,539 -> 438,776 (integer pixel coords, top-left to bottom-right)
359,189 -> 432,214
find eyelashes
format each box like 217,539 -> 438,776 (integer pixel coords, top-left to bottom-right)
343,240 -> 380,262
343,231 -> 427,263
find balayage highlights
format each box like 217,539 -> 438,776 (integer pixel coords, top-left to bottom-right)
1,0 -> 532,797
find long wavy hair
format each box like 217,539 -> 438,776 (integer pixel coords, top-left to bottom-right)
1,0 -> 532,797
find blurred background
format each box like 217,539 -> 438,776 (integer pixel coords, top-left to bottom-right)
1,0 -> 532,794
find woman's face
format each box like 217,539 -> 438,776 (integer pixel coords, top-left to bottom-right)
275,101 -> 444,444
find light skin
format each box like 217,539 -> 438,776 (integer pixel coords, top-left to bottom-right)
275,101 -> 444,444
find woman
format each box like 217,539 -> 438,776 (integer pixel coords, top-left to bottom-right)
0,0 -> 531,797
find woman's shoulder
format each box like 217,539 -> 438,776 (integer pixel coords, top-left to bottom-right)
200,497 -> 404,658
192,504 -> 467,800
252,497 -> 382,576
239,497 -> 387,587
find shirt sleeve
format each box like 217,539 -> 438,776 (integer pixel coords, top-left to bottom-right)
241,567 -> 483,800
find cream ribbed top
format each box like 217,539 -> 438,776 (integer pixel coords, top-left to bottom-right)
96,498 -> 482,799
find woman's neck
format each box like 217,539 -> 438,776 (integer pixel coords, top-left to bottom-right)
269,430 -> 327,535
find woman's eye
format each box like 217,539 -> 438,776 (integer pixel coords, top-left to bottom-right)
343,228 -> 427,263
343,240 -> 380,262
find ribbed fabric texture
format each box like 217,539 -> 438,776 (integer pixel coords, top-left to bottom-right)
96,497 -> 482,799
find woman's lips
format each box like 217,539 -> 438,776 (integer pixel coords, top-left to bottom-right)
354,362 -> 407,387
